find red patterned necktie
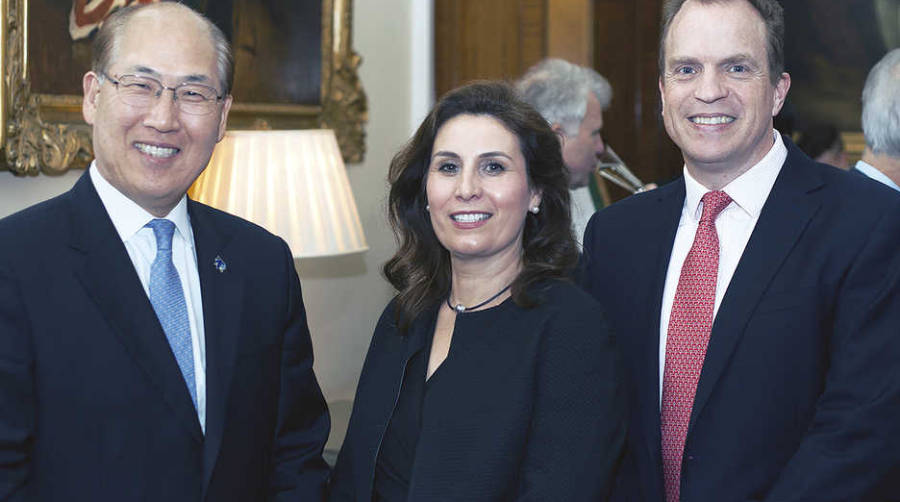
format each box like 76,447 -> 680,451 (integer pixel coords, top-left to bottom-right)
661,190 -> 732,502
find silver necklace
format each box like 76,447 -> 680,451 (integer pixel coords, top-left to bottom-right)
446,284 -> 511,313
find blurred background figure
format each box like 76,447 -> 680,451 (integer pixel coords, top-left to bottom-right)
517,58 -> 611,190
854,47 -> 900,191
796,122 -> 849,169
517,58 -> 655,244
328,82 -> 625,501
516,58 -> 613,243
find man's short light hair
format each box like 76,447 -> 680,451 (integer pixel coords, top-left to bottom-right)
92,2 -> 234,95
516,58 -> 612,138
861,48 -> 900,157
659,0 -> 784,86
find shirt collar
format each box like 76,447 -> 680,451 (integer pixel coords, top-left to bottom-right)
682,130 -> 787,220
89,161 -> 194,248
855,160 -> 900,191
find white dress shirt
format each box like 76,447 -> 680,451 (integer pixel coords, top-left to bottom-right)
90,164 -> 207,431
658,131 -> 787,403
855,160 -> 900,192
570,185 -> 598,247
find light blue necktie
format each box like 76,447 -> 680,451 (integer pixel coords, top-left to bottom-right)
147,219 -> 197,411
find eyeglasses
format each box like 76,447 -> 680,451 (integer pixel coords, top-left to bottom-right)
101,72 -> 224,116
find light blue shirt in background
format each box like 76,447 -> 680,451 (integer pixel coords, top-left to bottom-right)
855,160 -> 900,192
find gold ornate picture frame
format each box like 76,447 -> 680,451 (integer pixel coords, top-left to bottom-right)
1,0 -> 367,176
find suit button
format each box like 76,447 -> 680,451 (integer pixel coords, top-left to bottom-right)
687,455 -> 695,461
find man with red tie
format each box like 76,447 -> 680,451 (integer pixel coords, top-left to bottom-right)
580,0 -> 900,500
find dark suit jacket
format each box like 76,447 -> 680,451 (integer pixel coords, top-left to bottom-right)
581,141 -> 900,501
328,280 -> 626,501
0,171 -> 330,501
851,164 -> 900,193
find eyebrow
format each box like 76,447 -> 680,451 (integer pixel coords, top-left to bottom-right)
431,151 -> 514,161
666,57 -> 701,68
666,54 -> 758,67
720,54 -> 757,66
125,65 -> 214,84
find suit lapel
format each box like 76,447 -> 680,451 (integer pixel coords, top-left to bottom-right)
637,180 -> 686,495
188,202 -> 245,498
69,173 -> 203,442
690,147 -> 824,429
405,307 -> 434,362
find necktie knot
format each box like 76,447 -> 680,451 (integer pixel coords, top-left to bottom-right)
700,190 -> 732,224
147,218 -> 176,252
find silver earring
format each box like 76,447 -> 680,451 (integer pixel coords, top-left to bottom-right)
425,204 -> 430,211
530,206 -> 540,214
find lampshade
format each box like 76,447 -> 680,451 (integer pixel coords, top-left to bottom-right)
189,130 -> 368,258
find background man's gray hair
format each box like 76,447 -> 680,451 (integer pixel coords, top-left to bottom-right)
92,2 -> 234,95
516,58 -> 612,138
862,48 -> 900,157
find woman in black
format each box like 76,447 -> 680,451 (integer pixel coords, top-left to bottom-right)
328,82 -> 625,501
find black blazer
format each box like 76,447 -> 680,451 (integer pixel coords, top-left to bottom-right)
0,172 -> 331,501
581,141 -> 900,501
329,280 -> 625,501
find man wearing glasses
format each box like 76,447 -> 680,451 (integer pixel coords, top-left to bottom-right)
0,3 -> 330,501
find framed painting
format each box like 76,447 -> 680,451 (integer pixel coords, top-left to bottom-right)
0,0 -> 367,175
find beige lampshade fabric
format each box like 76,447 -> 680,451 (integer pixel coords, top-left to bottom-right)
190,130 -> 368,258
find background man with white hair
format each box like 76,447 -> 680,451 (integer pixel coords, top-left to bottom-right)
517,58 -> 613,241
854,47 -> 900,191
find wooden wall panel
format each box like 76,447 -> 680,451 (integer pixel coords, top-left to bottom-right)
547,0 -> 593,66
594,0 -> 683,193
434,0 -> 547,98
433,0 -> 683,199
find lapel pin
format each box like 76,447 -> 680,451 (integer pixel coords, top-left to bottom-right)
213,256 -> 227,273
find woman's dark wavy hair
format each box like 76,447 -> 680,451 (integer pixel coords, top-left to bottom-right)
383,81 -> 579,331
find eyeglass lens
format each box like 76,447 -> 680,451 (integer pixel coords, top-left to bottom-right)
112,75 -> 220,115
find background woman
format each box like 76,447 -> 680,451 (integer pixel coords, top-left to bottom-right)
329,82 -> 624,501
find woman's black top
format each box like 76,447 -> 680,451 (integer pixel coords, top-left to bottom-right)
373,330 -> 428,501
328,279 -> 626,502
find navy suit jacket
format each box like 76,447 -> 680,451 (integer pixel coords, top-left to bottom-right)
851,165 -> 869,178
581,141 -> 900,501
0,172 -> 330,501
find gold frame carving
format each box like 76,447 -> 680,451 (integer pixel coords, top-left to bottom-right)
1,0 -> 367,176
